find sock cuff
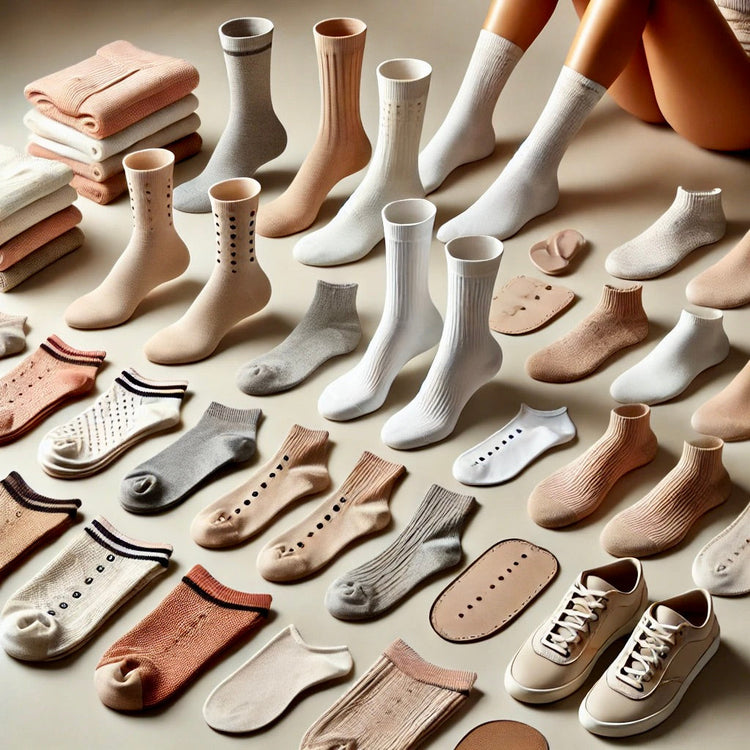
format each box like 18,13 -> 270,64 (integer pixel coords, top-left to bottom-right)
0,312 -> 27,328
340,451 -> 406,499
418,484 -> 475,525
678,436 -> 725,475
85,517 -> 173,567
1,471 -> 81,516
475,29 -> 523,68
674,186 -> 724,213
377,58 -> 431,104
182,564 -> 272,612
43,335 -> 106,365
219,17 -> 274,55
203,402 -> 262,429
679,307 -> 724,331
445,235 -> 504,278
383,198 -> 436,244
384,639 -> 477,693
116,368 -> 188,399
280,423 -> 330,461
607,403 -> 652,442
599,284 -> 645,318
559,64 -> 607,97
311,280 -> 358,314
314,18 -> 367,57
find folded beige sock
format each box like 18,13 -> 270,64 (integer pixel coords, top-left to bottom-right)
692,359 -> 750,440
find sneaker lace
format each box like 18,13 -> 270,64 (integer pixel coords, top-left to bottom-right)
617,616 -> 679,690
543,581 -> 607,657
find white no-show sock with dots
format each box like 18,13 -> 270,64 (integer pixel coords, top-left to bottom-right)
0,313 -> 27,358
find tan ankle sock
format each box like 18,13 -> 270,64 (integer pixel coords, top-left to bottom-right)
601,437 -> 731,557
692,359 -> 750,440
526,284 -> 649,382
144,177 -> 271,364
257,18 -> 371,238
191,424 -> 331,548
257,451 -> 405,582
528,404 -> 657,528
65,149 -> 189,329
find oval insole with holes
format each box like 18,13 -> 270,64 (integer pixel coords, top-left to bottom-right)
454,719 -> 549,750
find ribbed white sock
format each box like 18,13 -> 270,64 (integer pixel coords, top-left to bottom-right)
419,31 -> 522,194
610,308 -> 729,405
318,199 -> 442,421
437,66 -> 605,242
0,313 -> 26,358
293,58 -> 431,267
381,235 -> 503,449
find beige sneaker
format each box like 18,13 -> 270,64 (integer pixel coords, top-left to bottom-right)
505,558 -> 647,703
579,588 -> 719,737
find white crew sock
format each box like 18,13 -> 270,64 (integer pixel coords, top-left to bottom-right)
437,66 -> 605,242
203,624 -> 352,733
381,235 -> 503,449
293,58 -> 431,267
318,199 -> 442,421
452,404 -> 576,486
419,31 -> 522,194
610,307 -> 729,405
605,187 -> 726,279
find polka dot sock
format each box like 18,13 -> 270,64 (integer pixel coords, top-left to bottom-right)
0,312 -> 27,358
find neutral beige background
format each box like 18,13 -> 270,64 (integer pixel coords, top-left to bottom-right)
2,1 -> 750,747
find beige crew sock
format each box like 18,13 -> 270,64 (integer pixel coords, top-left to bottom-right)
601,437 -> 731,557
191,424 -> 331,548
528,404 -> 658,528
256,451 -> 405,582
692,359 -> 750,440
65,149 -> 189,329
526,284 -> 648,383
257,18 -> 371,238
144,177 -> 271,364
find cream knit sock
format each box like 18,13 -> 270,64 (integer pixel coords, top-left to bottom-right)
437,66 -> 605,242
0,313 -> 27,357
257,18 -> 371,237
293,58 -> 431,266
65,149 -> 189,329
528,404 -> 658,528
692,359 -> 750,440
601,437 -> 731,557
686,228 -> 750,308
0,185 -> 77,245
419,30 -> 523,194
318,199 -> 442,421
605,187 -> 726,280
381,235 -> 503,450
145,177 -> 271,364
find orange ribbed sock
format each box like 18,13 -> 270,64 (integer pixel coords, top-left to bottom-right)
94,565 -> 270,710
528,404 -> 657,528
601,436 -> 731,557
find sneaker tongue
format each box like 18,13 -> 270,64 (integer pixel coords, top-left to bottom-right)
654,604 -> 688,627
583,574 -> 612,592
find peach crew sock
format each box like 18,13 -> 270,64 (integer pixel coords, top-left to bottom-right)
692,359 -> 750,440
257,18 -> 371,237
528,404 -> 658,528
601,437 -> 731,557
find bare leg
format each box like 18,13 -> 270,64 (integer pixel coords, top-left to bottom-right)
482,0 -> 559,50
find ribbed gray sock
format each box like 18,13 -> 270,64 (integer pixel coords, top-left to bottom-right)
236,281 -> 361,396
0,313 -> 26,358
120,403 -> 261,513
173,17 -> 286,213
325,484 -> 474,620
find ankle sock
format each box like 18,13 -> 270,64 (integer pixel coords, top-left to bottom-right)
601,437 -> 731,557
610,307 -> 729,405
419,30 -> 522,194
203,624 -> 353,732
381,235 -> 503,449
257,451 -> 405,582
0,472 -> 80,579
120,403 -> 260,514
605,187 -> 726,280
528,403 -> 658,528
1,517 -> 171,661
94,565 -> 271,710
526,284 -> 648,383
0,312 -> 27,357
300,638 -> 476,750
237,281 -> 361,396
191,424 -> 331,548
325,484 -> 474,620
692,359 -> 750,440
437,66 -> 605,242
173,18 -> 286,213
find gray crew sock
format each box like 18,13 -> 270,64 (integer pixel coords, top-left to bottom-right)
237,281 -> 362,395
325,484 -> 474,620
173,17 -> 287,213
120,403 -> 261,513
0,313 -> 27,358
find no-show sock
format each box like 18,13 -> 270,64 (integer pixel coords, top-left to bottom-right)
325,484 -> 474,620
528,403 -> 658,528
120,403 -> 260,514
692,359 -> 750,440
0,313 -> 27,357
1,517 -> 171,661
605,187 -> 726,280
452,404 -> 576,486
203,624 -> 353,733
191,424 -> 330,548
94,565 -> 271,711
237,281 -> 361,396
610,307 -> 729,405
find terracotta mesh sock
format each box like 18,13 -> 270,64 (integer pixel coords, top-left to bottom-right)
692,359 -> 750,440
0,335 -> 105,444
300,638 -> 476,750
528,404 -> 658,528
257,451 -> 405,582
601,437 -> 731,557
0,313 -> 27,357
94,564 -> 271,711
257,18 -> 371,237
0,472 -> 80,579
526,284 -> 648,383
191,424 -> 331,548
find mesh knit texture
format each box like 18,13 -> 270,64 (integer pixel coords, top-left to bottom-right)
0,313 -> 27,357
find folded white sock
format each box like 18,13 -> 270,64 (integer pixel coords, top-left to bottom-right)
0,186 -> 78,245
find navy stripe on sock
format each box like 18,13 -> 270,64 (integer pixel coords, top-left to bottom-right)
1,472 -> 81,516
223,41 -> 272,57
182,575 -> 270,614
120,370 -> 188,392
115,377 -> 186,400
41,342 -> 104,368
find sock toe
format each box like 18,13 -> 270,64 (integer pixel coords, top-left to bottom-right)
120,474 -> 161,511
1,609 -> 57,661
600,517 -> 660,558
94,659 -> 145,711
527,491 -> 580,528
325,581 -> 371,620
190,512 -> 238,548
173,182 -> 211,213
257,544 -> 308,582
236,364 -> 276,395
